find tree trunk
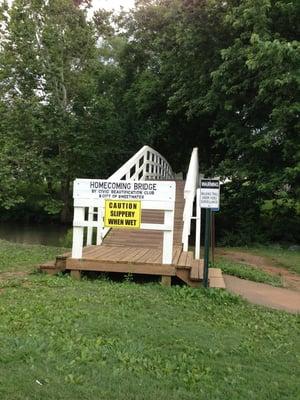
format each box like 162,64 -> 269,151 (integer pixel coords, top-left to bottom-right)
60,178 -> 71,223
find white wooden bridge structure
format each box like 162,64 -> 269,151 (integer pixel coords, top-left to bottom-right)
41,146 -> 225,288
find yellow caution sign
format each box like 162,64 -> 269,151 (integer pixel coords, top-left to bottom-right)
104,199 -> 141,229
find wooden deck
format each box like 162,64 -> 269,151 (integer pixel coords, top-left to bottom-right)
40,181 -> 225,288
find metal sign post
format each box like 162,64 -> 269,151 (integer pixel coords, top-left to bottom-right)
200,179 -> 220,288
203,208 -> 212,288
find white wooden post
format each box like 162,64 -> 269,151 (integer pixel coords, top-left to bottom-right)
72,207 -> 85,259
195,188 -> 201,259
96,204 -> 103,245
183,195 -> 192,252
162,208 -> 174,264
71,146 -> 176,259
87,206 -> 93,245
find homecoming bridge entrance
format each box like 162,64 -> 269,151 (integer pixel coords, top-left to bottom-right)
40,146 -> 225,288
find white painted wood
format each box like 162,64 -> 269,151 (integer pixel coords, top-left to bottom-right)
182,148 -> 199,253
74,198 -> 175,210
71,145 -> 176,260
86,206 -> 93,245
74,179 -> 176,202
195,188 -> 201,259
163,209 -> 174,264
140,223 -> 172,231
72,207 -> 85,259
96,202 -> 104,245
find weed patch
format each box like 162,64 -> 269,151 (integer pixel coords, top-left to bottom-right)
0,239 -> 68,273
217,259 -> 282,286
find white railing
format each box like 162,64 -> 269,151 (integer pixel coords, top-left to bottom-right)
182,148 -> 200,257
109,145 -> 174,181
72,145 -> 176,263
86,145 -> 174,245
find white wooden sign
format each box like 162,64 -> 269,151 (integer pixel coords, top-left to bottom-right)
73,179 -> 176,202
200,179 -> 220,209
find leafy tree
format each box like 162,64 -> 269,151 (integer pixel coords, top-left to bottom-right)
0,0 -> 299,242
116,0 -> 300,242
0,0 -> 122,222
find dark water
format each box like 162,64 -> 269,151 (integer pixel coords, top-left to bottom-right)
0,222 -> 70,247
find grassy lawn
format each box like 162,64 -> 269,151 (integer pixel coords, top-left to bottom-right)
215,245 -> 300,285
0,239 -> 68,273
0,241 -> 299,399
216,259 -> 283,286
0,275 -> 299,400
242,246 -> 300,275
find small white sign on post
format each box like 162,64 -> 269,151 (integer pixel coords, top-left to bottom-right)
200,179 -> 220,209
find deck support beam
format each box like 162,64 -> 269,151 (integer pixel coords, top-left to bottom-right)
70,270 -> 81,280
161,275 -> 171,286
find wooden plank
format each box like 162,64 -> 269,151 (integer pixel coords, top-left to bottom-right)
176,268 -> 201,288
209,277 -> 226,289
66,258 -> 176,276
190,259 -> 203,281
172,247 -> 182,265
93,246 -> 123,261
178,251 -> 188,267
208,268 -> 223,278
70,270 -> 81,280
110,246 -> 138,262
186,251 -> 193,267
82,245 -> 98,256
161,276 -> 171,286
141,249 -> 163,264
86,245 -> 117,259
121,247 -> 147,262
82,246 -> 107,258
43,179 -> 187,279
151,250 -> 163,264
132,248 -> 153,263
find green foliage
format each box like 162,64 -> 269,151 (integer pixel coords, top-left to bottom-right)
0,242 -> 299,398
0,239 -> 68,273
0,0 -> 299,243
0,273 -> 299,399
0,0 -> 124,222
59,229 -> 73,248
217,258 -> 282,287
115,0 -> 299,243
237,245 -> 300,275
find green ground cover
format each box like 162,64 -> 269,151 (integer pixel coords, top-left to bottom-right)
216,259 -> 283,287
0,241 -> 299,399
0,275 -> 299,400
0,239 -> 68,273
241,246 -> 300,275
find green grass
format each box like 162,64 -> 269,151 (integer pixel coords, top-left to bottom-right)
216,259 -> 283,287
0,275 -> 299,400
0,241 -> 299,399
0,239 -> 68,273
240,246 -> 300,275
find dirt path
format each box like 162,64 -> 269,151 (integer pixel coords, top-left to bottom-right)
224,275 -> 300,313
217,249 -> 300,292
